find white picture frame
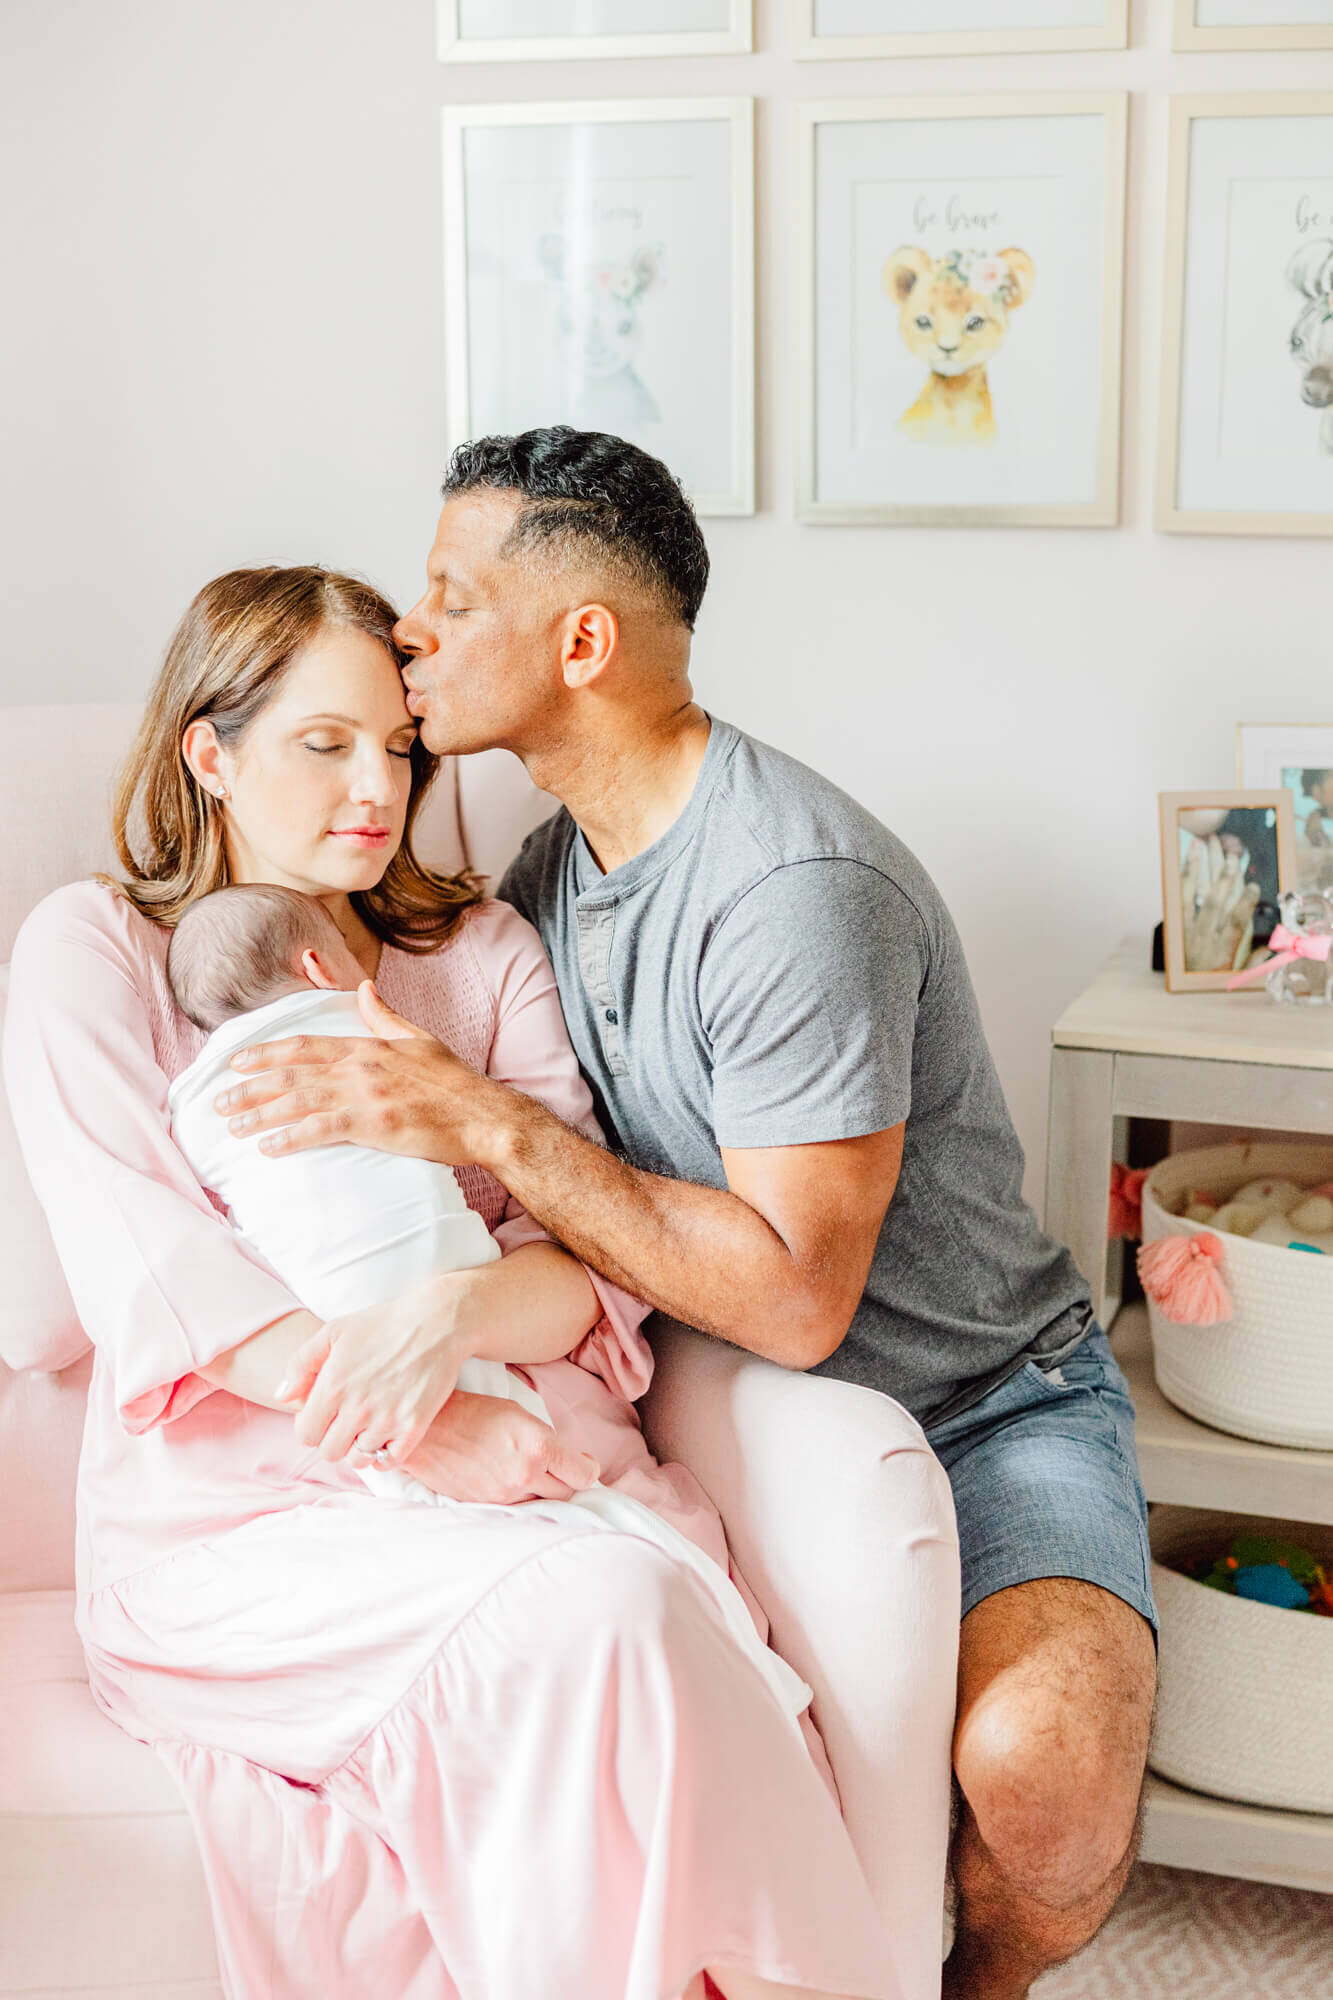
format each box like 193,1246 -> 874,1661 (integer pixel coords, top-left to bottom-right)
1238,723 -> 1333,893
438,0 -> 752,62
1156,94 -> 1333,539
1174,2 -> 1333,52
793,0 -> 1128,60
442,98 -> 755,517
798,92 -> 1127,528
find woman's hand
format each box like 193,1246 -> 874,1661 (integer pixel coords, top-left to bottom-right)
395,1391 -> 600,1504
276,1272 -> 479,1467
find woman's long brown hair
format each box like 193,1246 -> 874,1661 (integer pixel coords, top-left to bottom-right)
97,566 -> 481,951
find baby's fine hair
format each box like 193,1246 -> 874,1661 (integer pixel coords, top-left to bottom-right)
167,883 -> 349,1033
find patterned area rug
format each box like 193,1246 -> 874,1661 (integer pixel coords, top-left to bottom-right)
1033,1864 -> 1332,1998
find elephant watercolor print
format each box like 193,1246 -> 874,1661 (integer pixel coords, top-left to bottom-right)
1159,96 -> 1333,536
800,95 -> 1127,526
443,99 -> 754,515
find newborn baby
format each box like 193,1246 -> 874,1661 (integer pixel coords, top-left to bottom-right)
166,884 -> 809,1723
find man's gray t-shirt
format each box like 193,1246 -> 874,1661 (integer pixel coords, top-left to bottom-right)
498,715 -> 1093,1427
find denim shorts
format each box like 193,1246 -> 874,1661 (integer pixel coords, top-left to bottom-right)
925,1326 -> 1157,1634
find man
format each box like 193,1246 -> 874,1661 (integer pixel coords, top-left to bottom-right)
226,428 -> 1156,1999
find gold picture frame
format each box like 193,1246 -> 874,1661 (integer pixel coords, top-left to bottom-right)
1174,3 -> 1333,52
1159,789 -> 1298,993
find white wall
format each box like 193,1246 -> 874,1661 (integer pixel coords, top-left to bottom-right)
3,0 -> 1330,1204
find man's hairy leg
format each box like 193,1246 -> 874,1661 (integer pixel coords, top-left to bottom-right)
943,1578 -> 1156,2000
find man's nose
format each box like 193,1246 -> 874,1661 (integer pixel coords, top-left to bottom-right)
392,604 -> 433,657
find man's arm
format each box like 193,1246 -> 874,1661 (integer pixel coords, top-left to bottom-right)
481,1108 -> 905,1371
218,862 -> 921,1370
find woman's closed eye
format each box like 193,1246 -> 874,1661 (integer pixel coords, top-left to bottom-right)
304,741 -> 414,761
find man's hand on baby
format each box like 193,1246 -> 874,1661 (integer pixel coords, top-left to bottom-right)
214,979 -> 501,1167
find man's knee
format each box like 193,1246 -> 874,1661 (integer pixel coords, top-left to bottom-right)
954,1677 -> 1148,1909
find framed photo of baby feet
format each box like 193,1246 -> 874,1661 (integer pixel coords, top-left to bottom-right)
795,1 -> 1127,60
1174,3 -> 1333,51
797,93 -> 1127,527
443,98 -> 754,516
1157,95 -> 1333,536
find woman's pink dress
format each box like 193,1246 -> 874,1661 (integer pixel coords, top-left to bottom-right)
4,880 -> 901,2000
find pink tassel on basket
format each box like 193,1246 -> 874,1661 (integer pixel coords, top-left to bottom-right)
1137,1232 -> 1233,1326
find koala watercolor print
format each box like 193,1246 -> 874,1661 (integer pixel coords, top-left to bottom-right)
443,99 -> 754,515
799,94 -> 1127,526
1158,95 -> 1333,536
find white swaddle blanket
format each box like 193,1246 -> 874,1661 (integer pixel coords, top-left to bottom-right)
168,988 -> 811,1725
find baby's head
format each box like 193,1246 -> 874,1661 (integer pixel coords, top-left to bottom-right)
167,883 -> 367,1033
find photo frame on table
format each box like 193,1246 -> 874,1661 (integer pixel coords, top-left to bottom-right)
438,0 -> 752,62
442,98 -> 755,516
1174,3 -> 1333,52
794,1 -> 1128,58
1157,94 -> 1333,538
1237,723 -> 1333,894
1159,789 -> 1298,993
797,92 -> 1127,528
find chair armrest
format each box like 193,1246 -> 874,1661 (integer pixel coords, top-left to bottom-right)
640,1316 -> 960,2000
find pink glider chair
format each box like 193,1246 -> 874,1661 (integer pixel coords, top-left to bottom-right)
0,704 -> 959,2000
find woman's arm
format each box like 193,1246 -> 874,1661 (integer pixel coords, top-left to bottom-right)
2,883 -> 310,1432
275,1241 -> 601,1465
197,1306 -> 321,1410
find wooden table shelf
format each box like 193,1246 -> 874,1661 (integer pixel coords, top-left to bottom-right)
1045,941 -> 1333,1893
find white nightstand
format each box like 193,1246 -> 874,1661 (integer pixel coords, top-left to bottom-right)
1045,939 -> 1333,1894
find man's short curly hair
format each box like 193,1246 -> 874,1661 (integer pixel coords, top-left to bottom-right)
441,427 -> 710,631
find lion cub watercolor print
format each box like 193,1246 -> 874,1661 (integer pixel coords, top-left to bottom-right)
882,245 -> 1036,446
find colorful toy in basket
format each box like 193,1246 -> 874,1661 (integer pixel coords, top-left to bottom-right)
1181,1533 -> 1333,1618
1224,888 -> 1333,1003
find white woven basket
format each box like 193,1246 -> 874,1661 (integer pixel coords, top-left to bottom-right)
1141,1141 -> 1333,1450
1148,1506 -> 1333,1814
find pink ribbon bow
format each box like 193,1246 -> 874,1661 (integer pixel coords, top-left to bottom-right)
1226,923 -> 1333,989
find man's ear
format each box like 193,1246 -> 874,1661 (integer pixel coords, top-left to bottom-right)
560,602 -> 619,691
883,245 -> 932,304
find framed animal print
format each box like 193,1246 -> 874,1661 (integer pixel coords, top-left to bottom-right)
795,1 -> 1128,59
438,0 -> 752,62
1157,95 -> 1333,538
1174,3 -> 1333,51
797,93 -> 1127,528
442,98 -> 754,516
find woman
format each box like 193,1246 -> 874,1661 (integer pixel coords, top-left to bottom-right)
4,567 -> 901,2000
